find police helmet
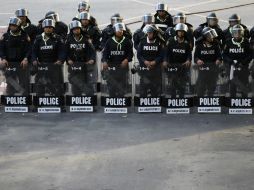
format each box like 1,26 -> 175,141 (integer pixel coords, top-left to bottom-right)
142,13 -> 155,24
111,13 -> 123,25
173,12 -> 186,24
175,23 -> 188,32
15,8 -> 28,17
156,3 -> 168,12
206,12 -> 218,27
45,11 -> 59,22
79,11 -> 91,20
9,17 -> 21,26
229,14 -> 241,25
42,19 -> 55,28
232,24 -> 244,38
113,23 -> 126,32
69,20 -> 82,30
202,27 -> 218,39
143,24 -> 157,34
78,1 -> 90,12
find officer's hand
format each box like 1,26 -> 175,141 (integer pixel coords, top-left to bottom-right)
183,60 -> 191,68
67,60 -> 74,65
150,61 -> 156,66
20,58 -> 28,69
32,60 -> 38,66
0,59 -> 8,67
102,62 -> 108,70
55,60 -> 62,65
144,60 -> 150,67
86,60 -> 95,65
148,61 -> 156,69
162,61 -> 168,68
121,59 -> 129,68
196,59 -> 204,66
215,60 -> 222,65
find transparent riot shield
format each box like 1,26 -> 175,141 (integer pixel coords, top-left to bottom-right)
0,26 -> 7,95
162,63 -> 193,114
32,62 -> 64,113
226,60 -> 253,114
133,61 -> 162,113
101,63 -> 132,113
194,61 -> 225,113
65,61 -> 97,112
1,62 -> 32,112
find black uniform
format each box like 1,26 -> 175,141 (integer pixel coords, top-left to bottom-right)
223,24 -> 250,42
194,23 -> 225,46
250,26 -> 254,43
194,40 -> 222,96
165,23 -> 194,49
164,37 -> 192,97
37,20 -> 68,40
154,12 -> 173,32
66,33 -> 96,96
102,36 -> 133,97
21,18 -> 38,43
133,24 -> 165,50
32,33 -> 66,96
223,38 -> 252,97
137,37 -> 164,97
81,24 -> 101,51
0,29 -> 31,95
100,24 -> 132,49
250,26 -> 254,59
133,24 -> 146,50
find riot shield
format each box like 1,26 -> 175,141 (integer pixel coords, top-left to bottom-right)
65,61 -> 97,112
162,63 -> 193,114
225,60 -> 253,114
1,62 -> 31,112
0,26 -> 7,95
133,62 -> 162,113
194,61 -> 224,113
101,63 -> 132,113
32,62 -> 64,113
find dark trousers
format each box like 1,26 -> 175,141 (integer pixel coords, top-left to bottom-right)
5,63 -> 30,96
230,68 -> 249,97
168,71 -> 187,98
196,67 -> 218,97
35,64 -> 63,96
105,67 -> 128,97
139,68 -> 162,97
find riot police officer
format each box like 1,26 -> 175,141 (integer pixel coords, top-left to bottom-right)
73,1 -> 98,26
0,17 -> 31,95
133,13 -> 155,50
194,12 -> 224,46
194,27 -> 222,96
250,26 -> 254,45
78,11 -> 101,51
137,25 -> 164,97
32,19 -> 66,96
100,13 -> 132,49
154,3 -> 173,32
250,26 -> 254,59
223,14 -> 250,41
165,12 -> 194,49
164,23 -> 192,98
101,23 -> 133,97
224,25 -> 252,97
15,8 -> 38,43
38,11 -> 68,40
66,20 -> 96,96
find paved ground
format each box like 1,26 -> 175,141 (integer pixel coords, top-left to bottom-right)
0,0 -> 254,190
